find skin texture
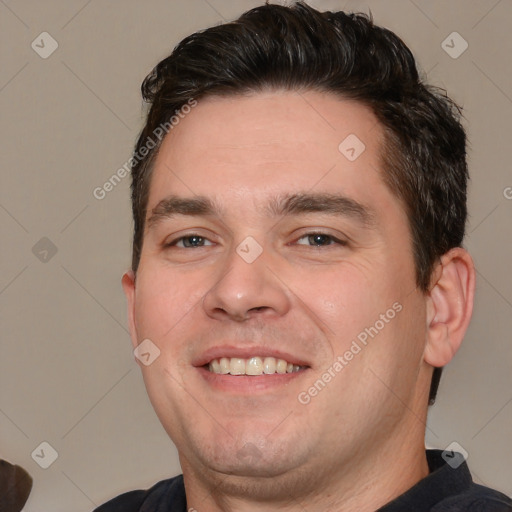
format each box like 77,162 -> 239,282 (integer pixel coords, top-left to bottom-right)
122,91 -> 475,511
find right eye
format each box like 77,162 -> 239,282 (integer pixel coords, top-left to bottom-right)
165,234 -> 215,248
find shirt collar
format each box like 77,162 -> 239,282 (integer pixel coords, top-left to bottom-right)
377,449 -> 473,511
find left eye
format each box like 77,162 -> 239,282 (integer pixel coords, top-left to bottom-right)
169,235 -> 214,248
296,233 -> 346,246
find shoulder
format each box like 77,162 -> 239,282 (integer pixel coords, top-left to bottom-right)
432,482 -> 512,512
93,475 -> 185,512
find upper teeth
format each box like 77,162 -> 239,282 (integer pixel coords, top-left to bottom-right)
208,357 -> 304,375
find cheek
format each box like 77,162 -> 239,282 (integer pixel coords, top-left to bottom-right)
288,262 -> 394,344
133,264 -> 205,342
391,296 -> 427,361
356,293 -> 427,402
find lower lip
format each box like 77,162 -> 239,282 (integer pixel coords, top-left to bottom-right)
196,366 -> 309,393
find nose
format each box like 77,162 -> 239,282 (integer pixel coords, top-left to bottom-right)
202,244 -> 291,322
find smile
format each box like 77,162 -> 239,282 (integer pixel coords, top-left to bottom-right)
208,356 -> 307,376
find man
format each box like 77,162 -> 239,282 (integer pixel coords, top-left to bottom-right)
96,2 -> 512,511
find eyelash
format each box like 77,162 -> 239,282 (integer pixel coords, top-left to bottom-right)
295,232 -> 348,247
164,232 -> 348,249
164,234 -> 214,249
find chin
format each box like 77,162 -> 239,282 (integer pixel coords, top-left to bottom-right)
191,446 -> 321,502
190,432 -> 304,478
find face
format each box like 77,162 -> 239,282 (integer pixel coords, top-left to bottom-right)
123,91 -> 430,493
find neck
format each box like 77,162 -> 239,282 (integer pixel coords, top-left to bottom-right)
181,431 -> 429,512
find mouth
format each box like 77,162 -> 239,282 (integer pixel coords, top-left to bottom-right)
207,356 -> 308,376
193,347 -> 311,392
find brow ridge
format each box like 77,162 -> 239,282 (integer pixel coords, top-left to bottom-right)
147,192 -> 375,228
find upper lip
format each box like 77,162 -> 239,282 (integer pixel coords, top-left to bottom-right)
192,345 -> 311,368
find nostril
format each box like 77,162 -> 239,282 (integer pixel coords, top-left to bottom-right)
251,307 -> 266,311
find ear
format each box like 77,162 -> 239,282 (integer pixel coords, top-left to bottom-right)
121,270 -> 139,350
424,247 -> 476,367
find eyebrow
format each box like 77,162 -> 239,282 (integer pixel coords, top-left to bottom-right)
147,192 -> 376,229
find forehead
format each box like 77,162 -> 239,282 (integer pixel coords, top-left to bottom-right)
147,91 -> 400,222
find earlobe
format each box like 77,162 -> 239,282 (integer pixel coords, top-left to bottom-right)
121,270 -> 139,350
424,248 -> 475,368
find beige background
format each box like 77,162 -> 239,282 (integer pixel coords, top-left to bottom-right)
1,0 -> 511,510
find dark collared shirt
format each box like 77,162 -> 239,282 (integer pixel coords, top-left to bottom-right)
94,450 -> 512,511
